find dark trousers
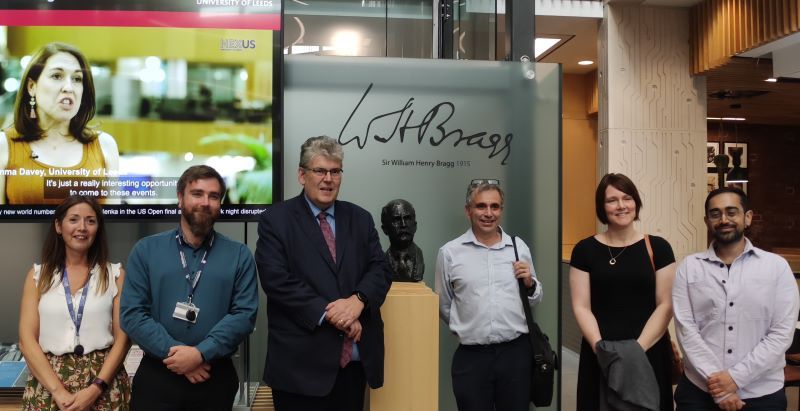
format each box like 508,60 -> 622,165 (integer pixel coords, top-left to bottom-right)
675,375 -> 786,411
131,354 -> 239,411
273,361 -> 366,411
452,334 -> 532,411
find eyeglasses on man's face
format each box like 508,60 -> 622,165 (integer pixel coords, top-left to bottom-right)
470,179 -> 500,186
304,167 -> 344,178
707,207 -> 742,222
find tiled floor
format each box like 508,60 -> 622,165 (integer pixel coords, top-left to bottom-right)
560,347 -> 799,411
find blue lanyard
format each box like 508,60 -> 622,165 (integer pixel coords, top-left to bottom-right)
176,231 -> 214,303
61,267 -> 90,343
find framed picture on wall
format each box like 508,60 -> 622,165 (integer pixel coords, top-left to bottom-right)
707,173 -> 719,193
726,181 -> 748,194
724,142 -> 748,168
707,142 -> 720,168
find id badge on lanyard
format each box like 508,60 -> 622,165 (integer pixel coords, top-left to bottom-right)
172,232 -> 213,324
62,267 -> 90,356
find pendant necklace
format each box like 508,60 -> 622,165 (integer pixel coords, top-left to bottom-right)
607,244 -> 628,266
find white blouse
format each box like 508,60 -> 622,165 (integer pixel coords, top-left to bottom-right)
34,263 -> 121,355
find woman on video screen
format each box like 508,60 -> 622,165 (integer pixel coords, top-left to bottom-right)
0,42 -> 119,204
19,195 -> 131,410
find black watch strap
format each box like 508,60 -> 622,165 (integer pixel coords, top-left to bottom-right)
526,280 -> 537,296
353,291 -> 368,306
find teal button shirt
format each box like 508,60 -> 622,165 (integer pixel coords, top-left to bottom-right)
121,229 -> 259,361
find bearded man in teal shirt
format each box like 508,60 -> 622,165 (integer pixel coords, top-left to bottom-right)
121,165 -> 258,411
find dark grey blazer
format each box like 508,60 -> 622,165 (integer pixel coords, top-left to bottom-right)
596,339 -> 660,411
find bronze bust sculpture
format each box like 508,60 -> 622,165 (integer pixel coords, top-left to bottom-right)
381,199 -> 424,282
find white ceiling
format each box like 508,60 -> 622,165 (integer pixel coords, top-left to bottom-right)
536,15 -> 600,74
607,0 -> 704,6
739,31 -> 800,58
537,0 -> 704,74
641,0 -> 704,6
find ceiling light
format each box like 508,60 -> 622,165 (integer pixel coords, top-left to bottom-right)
765,78 -> 777,82
578,60 -> 594,66
706,117 -> 746,121
331,30 -> 361,56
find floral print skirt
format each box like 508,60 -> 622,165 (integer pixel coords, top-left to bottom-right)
22,347 -> 131,411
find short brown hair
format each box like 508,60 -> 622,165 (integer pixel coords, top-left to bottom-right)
177,165 -> 226,198
595,173 -> 642,224
13,42 -> 97,143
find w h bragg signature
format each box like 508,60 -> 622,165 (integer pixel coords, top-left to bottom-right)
337,83 -> 513,165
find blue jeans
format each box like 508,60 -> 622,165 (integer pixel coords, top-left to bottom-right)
674,375 -> 786,411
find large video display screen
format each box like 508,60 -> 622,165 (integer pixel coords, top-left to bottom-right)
0,0 -> 280,220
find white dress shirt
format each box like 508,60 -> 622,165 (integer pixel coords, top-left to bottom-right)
435,228 -> 543,345
35,263 -> 121,355
673,239 -> 799,399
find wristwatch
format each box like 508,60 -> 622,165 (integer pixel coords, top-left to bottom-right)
92,378 -> 109,393
526,281 -> 537,296
352,290 -> 368,306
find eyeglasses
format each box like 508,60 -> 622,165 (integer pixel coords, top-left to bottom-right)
707,207 -> 742,222
470,179 -> 500,186
304,167 -> 344,178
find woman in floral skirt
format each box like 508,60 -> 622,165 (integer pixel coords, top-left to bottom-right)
19,195 -> 131,410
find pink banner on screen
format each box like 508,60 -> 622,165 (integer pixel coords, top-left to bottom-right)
0,10 -> 281,30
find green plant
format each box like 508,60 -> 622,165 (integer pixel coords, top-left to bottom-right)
199,133 -> 272,204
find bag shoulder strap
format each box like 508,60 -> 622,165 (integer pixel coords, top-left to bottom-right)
512,236 -> 559,370
644,234 -> 679,348
644,234 -> 656,273
511,236 -> 541,340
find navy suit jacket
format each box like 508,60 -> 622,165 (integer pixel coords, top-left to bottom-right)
255,192 -> 392,396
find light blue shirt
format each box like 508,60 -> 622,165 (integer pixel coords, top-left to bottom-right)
673,238 -> 799,400
304,195 -> 336,234
304,194 -> 360,361
435,228 -> 543,345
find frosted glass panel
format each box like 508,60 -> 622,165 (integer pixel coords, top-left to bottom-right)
285,55 -> 561,410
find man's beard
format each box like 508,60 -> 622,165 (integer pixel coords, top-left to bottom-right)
712,223 -> 745,245
183,205 -> 218,238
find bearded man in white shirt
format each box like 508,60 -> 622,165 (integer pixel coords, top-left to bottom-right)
434,179 -> 543,411
673,187 -> 800,411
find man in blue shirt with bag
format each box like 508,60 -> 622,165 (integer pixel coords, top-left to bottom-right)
435,179 -> 542,411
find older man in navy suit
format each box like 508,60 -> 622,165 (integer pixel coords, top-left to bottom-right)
256,136 -> 392,411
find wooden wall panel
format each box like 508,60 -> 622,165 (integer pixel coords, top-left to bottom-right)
691,0 -> 800,75
599,5 -> 708,261
562,72 -> 598,260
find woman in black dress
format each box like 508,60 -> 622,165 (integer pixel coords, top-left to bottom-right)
569,173 -> 677,410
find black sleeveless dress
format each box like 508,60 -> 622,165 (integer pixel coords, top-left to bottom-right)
570,235 -> 676,411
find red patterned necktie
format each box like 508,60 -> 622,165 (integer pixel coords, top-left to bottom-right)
317,212 -> 353,367
317,212 -> 336,263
